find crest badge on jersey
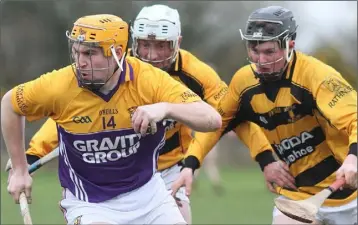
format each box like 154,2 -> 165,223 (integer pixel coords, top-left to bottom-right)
323,76 -> 352,94
127,106 -> 138,119
323,75 -> 354,108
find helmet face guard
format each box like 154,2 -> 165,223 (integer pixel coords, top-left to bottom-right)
132,36 -> 179,69
66,31 -> 115,91
240,21 -> 295,82
131,5 -> 181,70
239,6 -> 298,82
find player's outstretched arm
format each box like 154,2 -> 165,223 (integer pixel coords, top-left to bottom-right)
1,90 -> 32,204
1,91 -> 28,174
165,100 -> 222,132
138,67 -> 222,135
314,74 -> 357,189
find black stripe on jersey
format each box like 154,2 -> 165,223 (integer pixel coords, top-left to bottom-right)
170,53 -> 205,99
237,81 -> 315,131
291,155 -> 355,199
291,81 -> 338,131
290,83 -> 315,107
328,187 -> 356,199
222,84 -> 262,135
177,71 -> 204,99
159,131 -> 180,155
295,155 -> 338,187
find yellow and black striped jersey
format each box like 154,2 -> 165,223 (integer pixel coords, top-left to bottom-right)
187,50 -> 357,207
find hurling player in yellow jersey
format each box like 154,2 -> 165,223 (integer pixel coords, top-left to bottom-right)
173,6 -> 357,225
1,14 -> 222,225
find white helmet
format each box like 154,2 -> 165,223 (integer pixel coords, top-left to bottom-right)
131,4 -> 181,65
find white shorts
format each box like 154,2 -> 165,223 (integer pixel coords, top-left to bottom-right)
59,173 -> 186,225
160,163 -> 190,203
273,195 -> 357,225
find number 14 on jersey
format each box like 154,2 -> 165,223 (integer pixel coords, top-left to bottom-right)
102,116 -> 117,129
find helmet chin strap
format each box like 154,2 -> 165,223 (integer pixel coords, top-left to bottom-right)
250,64 -> 287,83
110,45 -> 125,72
250,57 -> 289,83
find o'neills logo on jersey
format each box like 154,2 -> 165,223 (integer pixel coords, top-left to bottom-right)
73,134 -> 141,164
274,131 -> 315,165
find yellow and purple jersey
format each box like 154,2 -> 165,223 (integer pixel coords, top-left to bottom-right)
11,56 -> 201,203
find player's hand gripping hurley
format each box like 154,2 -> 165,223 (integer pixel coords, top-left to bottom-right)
6,148 -> 59,225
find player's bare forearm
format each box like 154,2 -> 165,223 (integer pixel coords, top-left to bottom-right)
166,101 -> 222,132
1,91 -> 28,174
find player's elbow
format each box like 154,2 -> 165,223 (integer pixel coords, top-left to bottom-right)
1,90 -> 12,112
211,110 -> 223,130
1,90 -> 19,118
202,105 -> 222,132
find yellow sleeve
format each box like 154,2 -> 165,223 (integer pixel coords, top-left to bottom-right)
26,118 -> 59,158
10,66 -> 72,121
314,73 -> 357,153
185,73 -> 241,165
234,121 -> 273,160
199,65 -> 229,108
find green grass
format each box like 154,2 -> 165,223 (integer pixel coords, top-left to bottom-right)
1,167 -> 275,224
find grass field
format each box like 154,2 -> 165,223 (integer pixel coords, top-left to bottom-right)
1,167 -> 275,224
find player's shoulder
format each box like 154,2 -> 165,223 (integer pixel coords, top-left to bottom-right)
39,64 -> 73,78
230,64 -> 260,95
33,65 -> 78,93
293,51 -> 345,90
126,56 -> 170,92
179,49 -> 219,80
126,56 -> 166,80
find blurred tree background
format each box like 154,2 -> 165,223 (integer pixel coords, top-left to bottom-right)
0,1 -> 356,224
